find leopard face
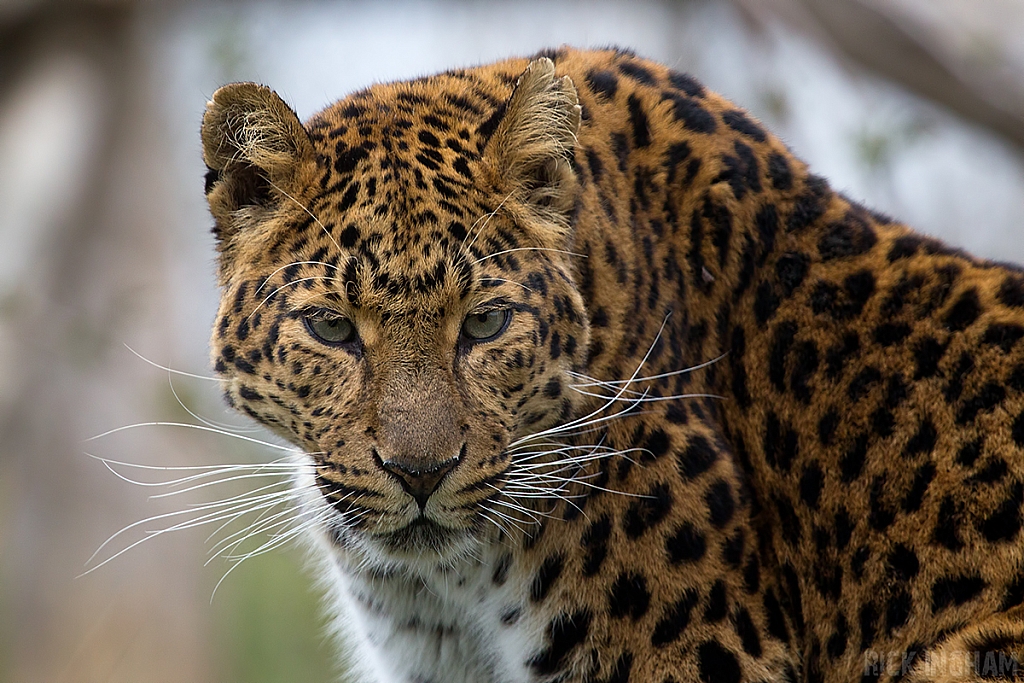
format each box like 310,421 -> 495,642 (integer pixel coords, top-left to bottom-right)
203,61 -> 590,569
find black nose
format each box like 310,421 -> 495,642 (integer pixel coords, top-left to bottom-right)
380,454 -> 461,508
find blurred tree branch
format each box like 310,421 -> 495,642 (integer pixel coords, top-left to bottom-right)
0,1 -> 133,86
1,1 -> 215,681
0,2 -> 134,292
734,0 -> 1024,152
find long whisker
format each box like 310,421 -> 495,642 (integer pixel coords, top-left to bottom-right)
478,508 -> 516,538
202,486 -> 305,548
211,510 -> 332,601
253,260 -> 341,296
495,315 -> 705,514
87,422 -> 302,453
83,453 -> 316,567
480,500 -> 538,531
148,471 -> 305,500
568,387 -> 727,403
566,352 -> 727,388
509,313 -> 671,450
465,189 -> 515,251
123,344 -> 221,382
80,489 -> 298,576
472,247 -> 586,265
249,274 -> 345,321
85,455 -> 310,496
167,375 -> 260,434
208,500 -> 317,561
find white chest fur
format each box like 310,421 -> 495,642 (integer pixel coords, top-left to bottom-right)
312,534 -> 543,683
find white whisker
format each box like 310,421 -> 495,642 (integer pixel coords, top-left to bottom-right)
166,375 -> 260,434
472,247 -> 586,265
567,352 -> 727,388
123,344 -> 221,382
249,274 -> 345,320
81,491 -> 295,577
509,313 -> 671,450
464,190 -> 515,251
266,179 -> 341,253
86,422 -> 303,453
568,387 -> 727,403
208,502 -> 312,562
85,452 -> 308,474
253,260 -> 342,296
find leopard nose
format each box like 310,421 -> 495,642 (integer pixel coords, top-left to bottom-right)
380,452 -> 461,509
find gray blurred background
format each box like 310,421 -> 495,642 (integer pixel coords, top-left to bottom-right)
1,1 -> 1022,681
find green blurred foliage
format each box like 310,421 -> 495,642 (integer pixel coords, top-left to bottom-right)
148,380 -> 346,682
206,10 -> 252,84
854,116 -> 934,173
213,547 -> 344,683
759,87 -> 790,125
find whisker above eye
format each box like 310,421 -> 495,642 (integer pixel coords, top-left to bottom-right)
476,277 -> 534,293
471,246 -> 587,265
265,178 -> 341,254
464,189 -> 516,251
253,260 -> 342,296
249,274 -> 345,321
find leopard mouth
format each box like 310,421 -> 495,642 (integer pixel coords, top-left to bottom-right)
377,515 -> 458,551
313,458 -> 477,546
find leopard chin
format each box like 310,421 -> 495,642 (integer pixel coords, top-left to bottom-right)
376,517 -> 467,554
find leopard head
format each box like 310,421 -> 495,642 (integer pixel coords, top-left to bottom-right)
201,59 -> 591,569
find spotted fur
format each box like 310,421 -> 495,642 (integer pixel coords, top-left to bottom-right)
202,48 -> 1024,683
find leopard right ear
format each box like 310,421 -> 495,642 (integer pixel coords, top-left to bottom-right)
201,83 -> 315,243
482,58 -> 581,240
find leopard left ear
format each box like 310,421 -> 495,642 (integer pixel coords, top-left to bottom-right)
201,82 -> 315,244
483,57 -> 581,233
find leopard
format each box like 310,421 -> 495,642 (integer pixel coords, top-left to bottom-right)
199,47 -> 1024,683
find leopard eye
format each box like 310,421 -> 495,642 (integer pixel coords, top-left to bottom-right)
304,313 -> 356,345
461,309 -> 511,342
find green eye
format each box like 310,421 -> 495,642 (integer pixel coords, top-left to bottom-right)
304,313 -> 356,345
461,309 -> 511,342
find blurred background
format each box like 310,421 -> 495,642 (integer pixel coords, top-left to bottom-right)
1,0 -> 1022,681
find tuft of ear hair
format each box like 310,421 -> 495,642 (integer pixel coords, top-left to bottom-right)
485,58 -> 582,231
200,83 -> 314,242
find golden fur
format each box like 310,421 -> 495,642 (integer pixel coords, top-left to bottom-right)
200,48 -> 1024,683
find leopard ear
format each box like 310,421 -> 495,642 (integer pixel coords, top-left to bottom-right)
201,82 -> 314,243
484,58 -> 581,233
